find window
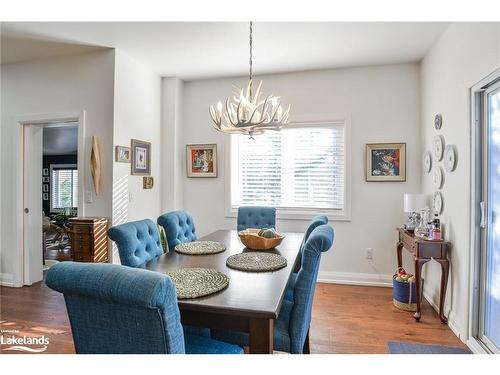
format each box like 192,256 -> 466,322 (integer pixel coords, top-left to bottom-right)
229,121 -> 349,219
50,165 -> 78,212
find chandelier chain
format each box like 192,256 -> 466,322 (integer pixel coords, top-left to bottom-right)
249,21 -> 253,100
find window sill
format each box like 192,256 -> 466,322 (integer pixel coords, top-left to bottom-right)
225,207 -> 351,222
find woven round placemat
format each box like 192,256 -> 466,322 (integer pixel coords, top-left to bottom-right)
174,241 -> 226,255
165,268 -> 229,299
226,252 -> 287,272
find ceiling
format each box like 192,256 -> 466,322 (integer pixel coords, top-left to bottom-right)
43,125 -> 78,156
1,22 -> 449,80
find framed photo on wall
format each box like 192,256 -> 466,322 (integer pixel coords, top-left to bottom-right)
366,143 -> 406,182
186,144 -> 217,178
115,146 -> 131,163
131,139 -> 151,175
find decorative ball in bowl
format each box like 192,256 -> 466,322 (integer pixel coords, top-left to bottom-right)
238,228 -> 285,250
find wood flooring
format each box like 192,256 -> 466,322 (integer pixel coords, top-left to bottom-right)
0,279 -> 466,354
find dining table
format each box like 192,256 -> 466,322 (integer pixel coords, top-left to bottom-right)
144,229 -> 303,354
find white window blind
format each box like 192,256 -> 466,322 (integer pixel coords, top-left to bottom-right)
51,167 -> 78,211
231,123 -> 346,211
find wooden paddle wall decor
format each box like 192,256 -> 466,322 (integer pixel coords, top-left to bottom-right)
90,135 -> 102,195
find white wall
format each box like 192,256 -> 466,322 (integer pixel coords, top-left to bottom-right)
178,64 -> 421,284
111,50 -> 161,263
0,50 -> 115,286
420,23 -> 500,341
161,77 -> 184,212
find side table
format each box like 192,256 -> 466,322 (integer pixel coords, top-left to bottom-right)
396,228 -> 450,323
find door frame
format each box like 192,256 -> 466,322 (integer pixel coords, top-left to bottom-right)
468,68 -> 500,354
14,111 -> 86,286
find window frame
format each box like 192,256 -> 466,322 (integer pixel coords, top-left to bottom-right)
224,115 -> 351,221
49,163 -> 78,213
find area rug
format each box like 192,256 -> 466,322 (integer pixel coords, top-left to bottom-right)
387,341 -> 471,354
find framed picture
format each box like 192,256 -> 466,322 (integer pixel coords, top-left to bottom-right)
42,177 -> 49,183
186,144 -> 217,178
42,184 -> 49,192
366,143 -> 406,182
131,139 -> 151,175
143,176 -> 154,189
42,193 -> 49,201
42,168 -> 49,176
115,146 -> 131,163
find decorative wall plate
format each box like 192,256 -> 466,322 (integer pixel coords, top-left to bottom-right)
423,151 -> 432,173
433,135 -> 444,161
433,191 -> 443,214
433,166 -> 444,189
444,144 -> 457,172
434,113 -> 442,130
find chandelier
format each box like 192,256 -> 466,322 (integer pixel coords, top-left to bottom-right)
209,22 -> 291,138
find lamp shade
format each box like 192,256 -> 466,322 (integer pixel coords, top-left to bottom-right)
404,193 -> 427,213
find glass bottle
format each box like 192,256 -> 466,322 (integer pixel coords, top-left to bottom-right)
415,208 -> 430,238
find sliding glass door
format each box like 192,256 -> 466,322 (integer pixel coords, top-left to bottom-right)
480,82 -> 500,353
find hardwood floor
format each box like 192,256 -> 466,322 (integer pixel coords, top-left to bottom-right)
0,279 -> 465,354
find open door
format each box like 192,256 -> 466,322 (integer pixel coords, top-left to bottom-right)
23,124 -> 43,285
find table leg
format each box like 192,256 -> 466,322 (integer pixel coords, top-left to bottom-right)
249,318 -> 273,354
413,258 -> 428,321
436,258 -> 450,324
397,242 -> 403,268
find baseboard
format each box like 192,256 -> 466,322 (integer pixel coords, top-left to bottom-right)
0,272 -> 19,287
318,271 -> 393,287
423,289 -> 463,343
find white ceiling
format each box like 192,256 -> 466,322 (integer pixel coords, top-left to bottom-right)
1,22 -> 448,80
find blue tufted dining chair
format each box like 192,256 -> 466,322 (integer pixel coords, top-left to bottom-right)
45,262 -> 243,354
285,215 -> 329,301
108,219 -> 163,268
237,206 -> 276,232
212,224 -> 334,354
157,211 -> 197,251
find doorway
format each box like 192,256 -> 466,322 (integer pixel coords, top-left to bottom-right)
470,71 -> 500,353
20,114 -> 84,286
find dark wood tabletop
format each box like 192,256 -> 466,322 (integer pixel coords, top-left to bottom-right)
144,229 -> 304,319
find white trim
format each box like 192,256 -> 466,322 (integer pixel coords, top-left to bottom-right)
423,288 -> 462,342
13,111 -> 85,287
317,271 -> 393,287
0,273 -> 20,288
467,336 -> 491,354
224,115 -> 352,222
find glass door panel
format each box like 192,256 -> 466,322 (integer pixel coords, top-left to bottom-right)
483,86 -> 500,351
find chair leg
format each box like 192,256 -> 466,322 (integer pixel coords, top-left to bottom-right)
303,328 -> 311,354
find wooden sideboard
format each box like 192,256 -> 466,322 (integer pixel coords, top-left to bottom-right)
69,217 -> 109,263
396,228 -> 450,323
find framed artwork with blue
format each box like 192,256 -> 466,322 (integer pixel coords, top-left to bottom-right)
366,143 -> 406,182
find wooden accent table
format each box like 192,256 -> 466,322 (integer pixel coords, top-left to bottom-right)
396,228 -> 450,323
144,230 -> 303,354
69,217 -> 109,263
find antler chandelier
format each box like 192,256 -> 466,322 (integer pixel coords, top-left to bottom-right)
209,22 -> 291,138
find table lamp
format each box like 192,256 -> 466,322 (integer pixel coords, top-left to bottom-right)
403,193 -> 427,231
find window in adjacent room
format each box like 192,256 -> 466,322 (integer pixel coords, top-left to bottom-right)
50,164 -> 78,212
229,120 -> 349,220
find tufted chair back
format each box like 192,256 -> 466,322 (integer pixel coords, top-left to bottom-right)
237,206 -> 276,232
290,224 -> 334,353
300,215 -> 329,253
45,262 -> 185,354
108,219 -> 163,267
157,211 -> 197,251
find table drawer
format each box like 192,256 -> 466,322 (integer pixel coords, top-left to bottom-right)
73,225 -> 91,234
417,244 -> 445,259
399,232 -> 416,253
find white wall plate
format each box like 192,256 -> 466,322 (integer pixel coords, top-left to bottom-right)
444,144 -> 457,172
433,191 -> 443,214
433,166 -> 444,189
433,134 -> 444,161
423,151 -> 432,173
